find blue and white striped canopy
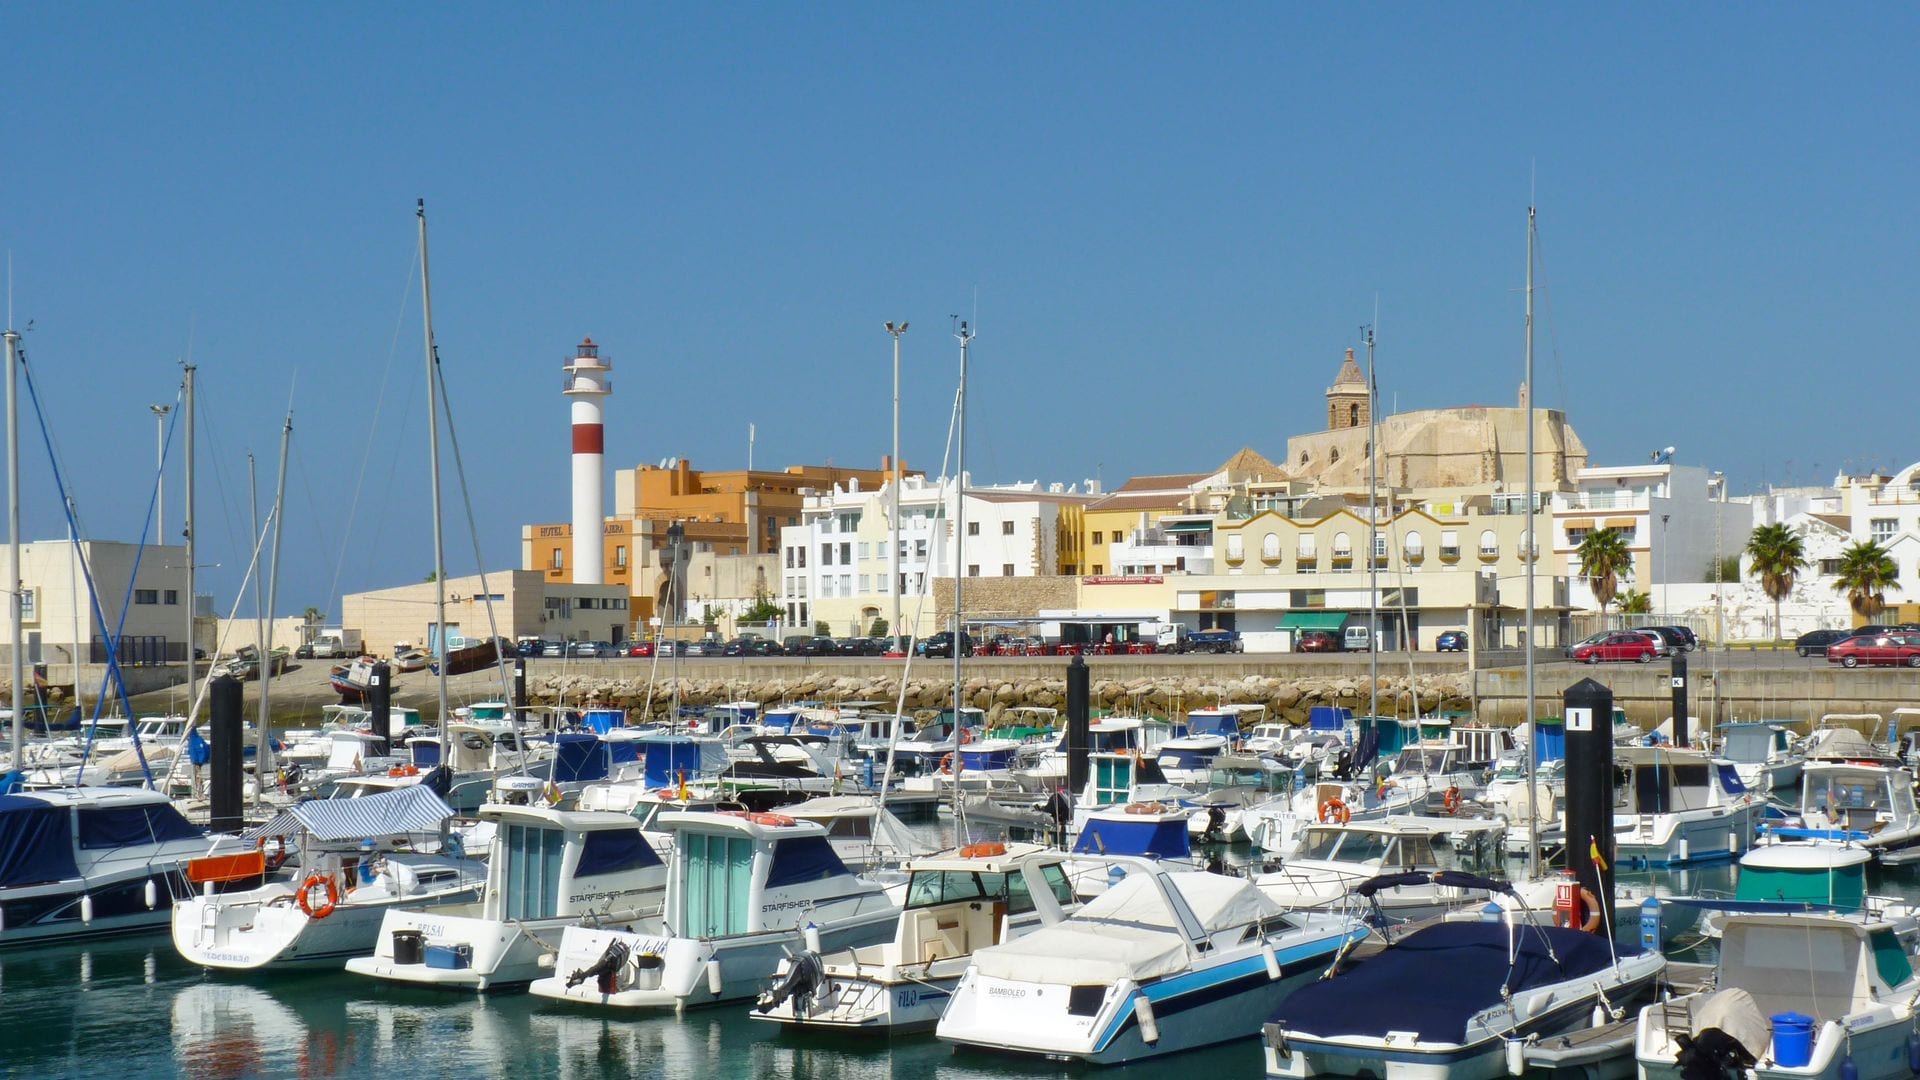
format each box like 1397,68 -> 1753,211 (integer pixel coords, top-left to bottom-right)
248,785 -> 454,842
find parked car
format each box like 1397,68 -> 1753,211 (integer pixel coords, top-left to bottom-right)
515,639 -> 546,658
781,636 -> 812,656
684,639 -> 723,657
1435,630 -> 1468,652
798,636 -> 838,657
1793,628 -> 1851,658
294,642 -> 315,660
1563,631 -> 1612,659
1636,626 -> 1687,656
919,631 -> 975,659
1342,625 -> 1372,653
541,641 -> 566,658
1570,631 -> 1659,664
1647,625 -> 1698,651
835,637 -> 872,657
723,637 -> 778,657
1297,629 -> 1340,653
567,640 -> 614,658
1185,629 -> 1243,654
1827,633 -> 1920,669
624,640 -> 655,658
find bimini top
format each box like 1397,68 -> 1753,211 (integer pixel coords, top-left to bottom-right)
970,870 -> 1279,985
1270,921 -> 1619,1045
248,784 -> 455,843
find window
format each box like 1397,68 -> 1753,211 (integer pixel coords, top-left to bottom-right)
820,543 -> 833,566
1001,521 -> 1014,535
1873,519 -> 1898,544
134,589 -> 158,605
967,522 -> 980,536
1226,534 -> 1244,559
1261,533 -> 1281,561
1819,558 -> 1844,576
163,589 -> 180,605
551,549 -> 564,570
1091,565 -> 1104,574
1349,404 -> 1360,426
796,547 -> 806,568
1002,563 -> 1015,576
1567,527 -> 1590,547
1092,531 -> 1104,544
858,574 -> 870,593
839,542 -> 851,564
615,545 -> 627,568
1440,529 -> 1460,558
914,539 -> 927,558
857,542 -> 869,560
1331,532 -> 1352,557
967,565 -> 980,577
785,548 -> 794,568
1479,530 -> 1499,556
1403,530 -> 1423,558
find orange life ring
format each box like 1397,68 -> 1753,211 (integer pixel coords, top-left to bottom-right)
960,842 -> 1008,859
940,753 -> 954,774
1319,798 -> 1352,825
388,765 -> 419,778
256,836 -> 290,872
654,788 -> 680,800
1551,886 -> 1603,933
1444,786 -> 1462,814
296,874 -> 340,920
748,812 -> 797,827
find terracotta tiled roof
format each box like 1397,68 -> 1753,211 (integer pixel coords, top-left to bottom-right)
1087,491 -> 1195,512
1218,446 -> 1285,478
1328,347 -> 1366,390
1115,472 -> 1211,493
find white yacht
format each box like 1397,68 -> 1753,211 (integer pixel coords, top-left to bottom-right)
526,810 -> 897,1011
936,866 -> 1366,1065
1718,721 -> 1805,792
1611,745 -> 1762,867
1254,816 -> 1507,922
1796,758 -> 1920,864
344,803 -> 668,991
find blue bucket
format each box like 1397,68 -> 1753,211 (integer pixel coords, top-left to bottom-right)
1771,1012 -> 1815,1068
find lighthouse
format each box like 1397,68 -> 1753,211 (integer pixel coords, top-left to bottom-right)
563,337 -> 611,584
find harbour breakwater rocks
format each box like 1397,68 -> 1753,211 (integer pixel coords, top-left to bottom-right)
528,670 -> 1477,727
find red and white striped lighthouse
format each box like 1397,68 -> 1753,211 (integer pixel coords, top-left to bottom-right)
563,337 -> 611,584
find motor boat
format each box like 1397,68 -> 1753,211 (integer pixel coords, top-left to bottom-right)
1267,904 -> 1664,1080
526,810 -> 897,1011
1718,721 -> 1805,792
172,785 -> 485,971
1254,816 -> 1508,922
1611,746 -> 1762,867
1635,913 -> 1920,1080
1682,842 -> 1920,941
1187,754 -> 1293,842
1794,757 -> 1920,864
750,841 -> 1078,1033
936,864 -> 1366,1065
344,803 -> 668,991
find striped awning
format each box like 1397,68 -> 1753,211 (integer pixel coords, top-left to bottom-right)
247,784 -> 454,842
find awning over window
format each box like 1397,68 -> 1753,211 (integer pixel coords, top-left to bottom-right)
1162,520 -> 1214,534
1604,518 -> 1637,529
1277,611 -> 1349,631
1564,518 -> 1595,530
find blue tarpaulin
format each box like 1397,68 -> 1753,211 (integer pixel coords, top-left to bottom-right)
1072,816 -> 1191,860
546,734 -> 642,785
641,737 -> 726,788
76,803 -> 203,849
1308,706 -> 1352,732
0,795 -> 79,887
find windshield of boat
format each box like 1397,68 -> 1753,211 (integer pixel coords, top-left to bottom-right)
1208,766 -> 1278,791
1804,769 -> 1894,815
1297,828 -> 1390,864
906,868 -> 1033,914
1492,761 -> 1527,782
1393,749 -> 1452,774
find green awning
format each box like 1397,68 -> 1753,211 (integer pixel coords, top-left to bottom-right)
1277,611 -> 1348,631
1162,520 -> 1214,534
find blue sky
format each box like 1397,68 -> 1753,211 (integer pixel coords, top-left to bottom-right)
4,5 -> 1916,617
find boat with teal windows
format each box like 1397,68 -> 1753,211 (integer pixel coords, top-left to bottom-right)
1633,912 -> 1920,1080
936,864 -> 1368,1065
1718,721 -> 1805,792
1610,745 -> 1762,867
750,841 -> 1079,1034
1067,750 -> 1195,837
1011,714 -> 1174,793
1682,842 -> 1920,941
525,810 -> 898,1012
344,803 -> 667,992
1265,878 -> 1665,1080
1793,754 -> 1920,865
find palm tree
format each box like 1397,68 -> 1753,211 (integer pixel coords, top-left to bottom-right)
1576,527 -> 1634,614
1832,541 -> 1899,619
1618,589 -> 1652,615
1745,523 -> 1808,642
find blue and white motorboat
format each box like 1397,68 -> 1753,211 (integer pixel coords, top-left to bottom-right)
1253,817 -> 1507,922
1794,757 -> 1920,864
1718,721 -> 1805,792
1265,910 -> 1664,1079
1611,746 -> 1762,867
937,865 -> 1366,1065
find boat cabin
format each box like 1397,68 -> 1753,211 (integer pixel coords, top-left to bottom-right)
658,811 -> 887,938
1800,762 -> 1917,834
1204,755 -> 1292,798
1612,746 -> 1747,814
896,844 -> 1074,962
1734,845 -> 1869,913
478,804 -> 666,923
1181,709 -> 1240,741
1083,751 -> 1176,807
1071,805 -> 1193,862
1290,816 -> 1506,877
1713,914 -> 1913,1023
1720,722 -> 1796,767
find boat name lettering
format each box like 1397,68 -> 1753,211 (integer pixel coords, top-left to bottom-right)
203,952 -> 253,964
760,899 -> 816,914
986,986 -> 1027,998
567,887 -> 646,905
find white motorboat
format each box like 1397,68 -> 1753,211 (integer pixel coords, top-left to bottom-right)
171,785 -> 485,972
1686,842 -> 1920,941
1153,733 -> 1231,787
1254,816 -> 1508,922
1635,914 -> 1920,1080
1266,916 -> 1664,1080
344,803 -> 668,991
1611,745 -> 1761,867
1187,754 -> 1293,842
1718,721 -> 1805,792
526,810 -> 897,1011
0,786 -> 251,946
936,865 -> 1366,1065
1795,758 -> 1920,864
1243,777 -> 1432,858
750,841 -> 1078,1033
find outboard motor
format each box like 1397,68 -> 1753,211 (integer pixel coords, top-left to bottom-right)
755,951 -> 825,1016
421,765 -> 454,798
1044,790 -> 1073,833
1332,748 -> 1354,780
564,938 -> 631,994
1202,804 -> 1227,843
1675,1030 -> 1757,1080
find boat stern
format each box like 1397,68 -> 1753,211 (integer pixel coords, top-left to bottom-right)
527,927 -> 716,1010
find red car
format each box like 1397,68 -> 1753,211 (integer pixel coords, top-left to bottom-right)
1297,630 -> 1340,653
1827,633 -> 1920,669
1570,631 -> 1659,664
626,641 -> 656,658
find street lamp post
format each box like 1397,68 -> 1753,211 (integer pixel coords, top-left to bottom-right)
885,321 -> 908,650
150,404 -> 171,540
1661,513 -> 1671,617
1711,473 -> 1726,645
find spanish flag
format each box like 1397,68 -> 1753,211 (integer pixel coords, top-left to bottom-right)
1589,838 -> 1609,871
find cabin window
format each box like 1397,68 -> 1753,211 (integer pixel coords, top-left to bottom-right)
680,832 -> 753,937
576,828 -> 661,877
907,869 -> 997,909
764,835 -> 848,888
1039,862 -> 1075,906
501,824 -> 568,921
1004,868 -> 1037,915
76,804 -> 203,849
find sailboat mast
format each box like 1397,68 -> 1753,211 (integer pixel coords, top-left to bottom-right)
258,408 -> 291,800
951,320 -> 972,798
182,363 -> 197,724
1524,205 -> 1540,878
6,325 -> 21,761
418,200 -> 450,744
1366,326 -> 1379,721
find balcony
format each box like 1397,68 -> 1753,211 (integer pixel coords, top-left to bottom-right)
1404,546 -> 1424,563
1260,551 -> 1283,565
1223,550 -> 1245,566
1439,545 -> 1461,561
1478,546 -> 1500,561
1560,491 -> 1650,512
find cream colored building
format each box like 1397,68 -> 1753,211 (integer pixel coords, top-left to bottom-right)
341,571 -> 632,653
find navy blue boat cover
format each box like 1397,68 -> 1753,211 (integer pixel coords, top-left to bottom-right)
1271,921 -> 1621,1044
0,795 -> 78,887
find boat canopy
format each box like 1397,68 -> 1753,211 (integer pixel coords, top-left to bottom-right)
1308,706 -> 1351,732
1718,916 -> 1895,1022
970,870 -> 1280,984
249,784 -> 455,842
1270,922 -> 1621,1045
0,795 -> 79,886
547,733 -> 642,784
1072,814 -> 1190,861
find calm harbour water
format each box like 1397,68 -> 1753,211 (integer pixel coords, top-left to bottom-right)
5,812 -> 1906,1080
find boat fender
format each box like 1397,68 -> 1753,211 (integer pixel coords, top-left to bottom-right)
1132,994 -> 1160,1045
79,894 -> 93,925
803,922 -> 822,954
706,958 -> 724,996
1505,1037 -> 1526,1077
1907,1031 -> 1920,1073
1840,1053 -> 1858,1080
144,878 -> 159,910
1261,942 -> 1281,981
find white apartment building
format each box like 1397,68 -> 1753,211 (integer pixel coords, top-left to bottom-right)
778,474 -> 1091,638
1844,465 -> 1920,615
1552,463 -> 1750,613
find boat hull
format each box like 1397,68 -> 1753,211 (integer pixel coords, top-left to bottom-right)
344,906 -> 620,993
173,882 -> 482,972
1614,805 -> 1757,867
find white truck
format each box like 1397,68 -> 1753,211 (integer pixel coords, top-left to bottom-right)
310,628 -> 364,659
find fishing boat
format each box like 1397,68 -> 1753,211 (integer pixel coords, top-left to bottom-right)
1634,913 -> 1920,1080
171,785 -> 485,971
0,786 -> 252,946
344,803 -> 667,991
1610,745 -> 1761,867
936,865 -> 1366,1065
1685,842 -> 1920,940
1265,907 -> 1664,1080
750,841 -> 1078,1033
525,810 -> 897,1011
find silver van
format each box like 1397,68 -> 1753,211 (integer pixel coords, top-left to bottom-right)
1342,625 -> 1372,652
